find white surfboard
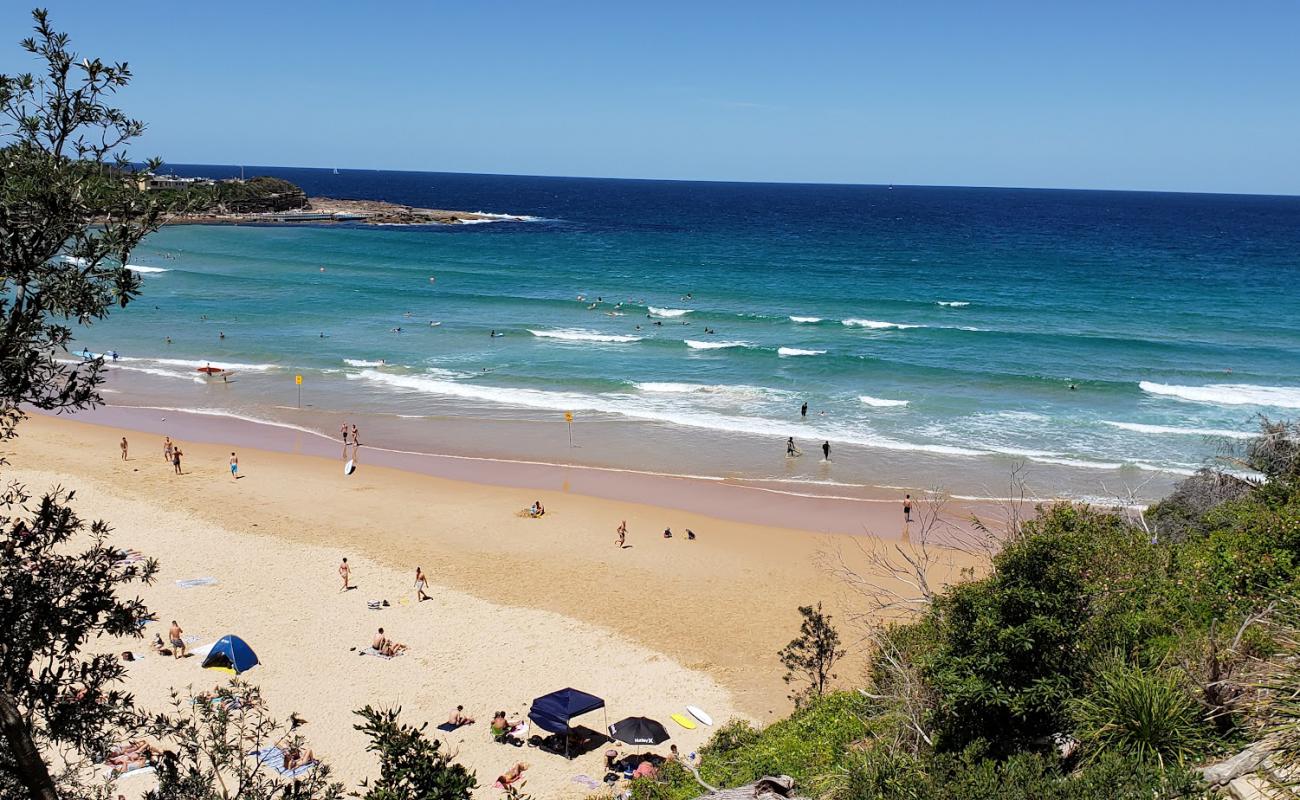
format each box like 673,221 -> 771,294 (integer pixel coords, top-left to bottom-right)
344,459 -> 355,476
687,705 -> 713,726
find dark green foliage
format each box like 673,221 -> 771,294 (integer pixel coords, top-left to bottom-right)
1071,660 -> 1211,768
354,706 -> 479,800
842,747 -> 1209,799
0,9 -> 177,443
142,681 -> 343,800
779,602 -> 846,706
0,484 -> 157,799
213,176 -> 307,213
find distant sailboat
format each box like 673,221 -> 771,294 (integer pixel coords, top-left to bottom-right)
332,168 -> 340,175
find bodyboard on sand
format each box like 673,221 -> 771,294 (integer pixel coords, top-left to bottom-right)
687,705 -> 713,726
344,459 -> 355,476
670,713 -> 696,730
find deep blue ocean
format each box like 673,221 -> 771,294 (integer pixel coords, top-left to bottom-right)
79,166 -> 1300,501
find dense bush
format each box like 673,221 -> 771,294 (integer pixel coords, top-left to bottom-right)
1071,660 -> 1212,768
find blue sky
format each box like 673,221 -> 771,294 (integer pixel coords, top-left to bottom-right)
3,1 -> 1298,193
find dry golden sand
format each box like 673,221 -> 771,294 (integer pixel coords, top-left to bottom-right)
11,415 -> 983,798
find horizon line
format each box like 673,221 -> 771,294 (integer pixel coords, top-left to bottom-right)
160,160 -> 1300,200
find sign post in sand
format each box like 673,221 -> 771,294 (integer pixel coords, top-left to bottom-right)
295,374 -> 303,408
564,411 -> 574,447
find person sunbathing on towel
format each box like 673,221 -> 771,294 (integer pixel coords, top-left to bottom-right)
448,705 -> 475,726
497,761 -> 529,787
282,744 -> 316,771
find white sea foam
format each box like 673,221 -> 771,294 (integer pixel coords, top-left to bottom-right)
777,347 -> 826,357
1102,421 -> 1255,439
119,356 -> 279,372
648,307 -> 692,318
126,264 -> 170,273
634,382 -> 788,402
937,301 -> 970,307
354,369 -> 983,456
842,318 -> 922,330
112,364 -> 206,384
528,328 -> 643,343
789,316 -> 823,323
343,359 -> 388,367
858,395 -> 909,408
1139,381 -> 1300,409
684,339 -> 750,350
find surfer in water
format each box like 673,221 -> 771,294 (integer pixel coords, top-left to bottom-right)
786,437 -> 801,457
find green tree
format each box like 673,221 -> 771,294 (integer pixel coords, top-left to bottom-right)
141,681 -> 343,800
779,603 -> 846,706
0,486 -> 157,800
354,706 -> 479,800
0,7 -> 171,441
0,9 -> 171,798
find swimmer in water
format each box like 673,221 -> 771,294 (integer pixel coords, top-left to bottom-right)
219,331 -> 225,340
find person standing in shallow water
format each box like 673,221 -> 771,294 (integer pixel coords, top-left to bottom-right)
801,401 -> 808,418
904,494 -> 913,523
822,441 -> 830,461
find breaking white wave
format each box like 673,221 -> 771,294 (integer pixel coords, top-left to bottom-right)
1102,421 -> 1255,440
343,359 -> 388,367
634,382 -> 790,402
455,212 -> 542,224
684,339 -> 750,350
777,347 -> 826,357
842,318 -> 922,330
937,301 -> 969,307
859,395 -> 909,408
118,356 -> 279,372
648,307 -> 692,318
112,364 -> 206,384
529,328 -> 643,344
1139,381 -> 1300,409
126,264 -> 170,273
789,316 -> 823,323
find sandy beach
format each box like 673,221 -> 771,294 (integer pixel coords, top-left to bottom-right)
10,413 -> 986,798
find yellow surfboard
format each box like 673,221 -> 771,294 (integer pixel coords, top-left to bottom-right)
670,713 -> 696,730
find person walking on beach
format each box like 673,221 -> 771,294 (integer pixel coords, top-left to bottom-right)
822,440 -> 830,461
616,520 -> 627,548
120,437 -> 128,461
801,401 -> 808,418
414,566 -> 429,602
904,494 -> 913,523
229,452 -> 239,480
171,446 -> 183,475
163,436 -> 173,464
168,620 -> 187,659
339,558 -> 352,591
350,425 -> 360,448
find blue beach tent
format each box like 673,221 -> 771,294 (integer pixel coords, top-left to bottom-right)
201,635 -> 260,674
528,687 -> 606,734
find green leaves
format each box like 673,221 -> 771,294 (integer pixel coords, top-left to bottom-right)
778,603 -> 846,707
353,706 -> 479,800
1072,661 -> 1210,770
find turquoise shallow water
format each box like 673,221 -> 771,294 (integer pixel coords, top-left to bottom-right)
74,168 -> 1300,501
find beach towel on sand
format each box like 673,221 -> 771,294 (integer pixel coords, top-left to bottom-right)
437,721 -> 464,732
102,763 -> 155,780
253,747 -> 316,778
176,577 -> 218,589
359,647 -> 401,660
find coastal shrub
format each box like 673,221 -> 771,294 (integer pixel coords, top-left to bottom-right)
695,692 -> 872,790
1071,660 -> 1211,769
839,747 -> 1208,799
354,705 -> 478,799
778,602 -> 847,706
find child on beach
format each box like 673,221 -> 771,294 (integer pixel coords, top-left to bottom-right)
229,452 -> 239,479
